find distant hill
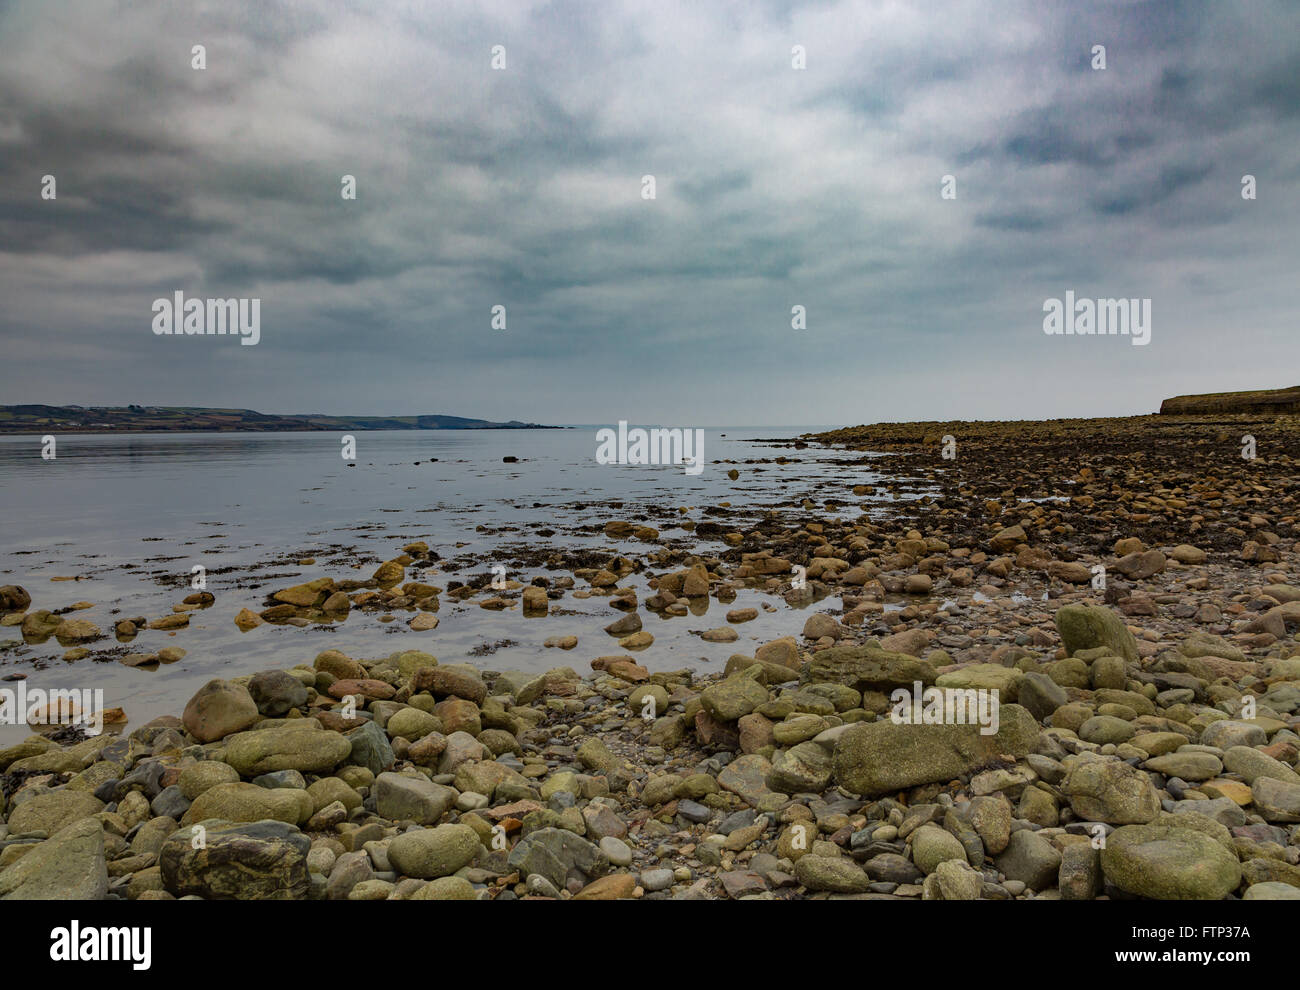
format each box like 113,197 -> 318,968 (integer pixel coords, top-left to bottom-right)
1159,386 -> 1300,415
0,405 -> 563,433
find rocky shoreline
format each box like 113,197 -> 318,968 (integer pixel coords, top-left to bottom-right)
2,414 -> 1299,901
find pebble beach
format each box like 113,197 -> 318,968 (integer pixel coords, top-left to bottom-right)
3,412 -> 1299,902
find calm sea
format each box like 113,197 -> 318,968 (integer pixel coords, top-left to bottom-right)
0,427 -> 907,740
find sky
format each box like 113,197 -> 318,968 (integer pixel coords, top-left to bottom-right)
1,0 -> 1297,426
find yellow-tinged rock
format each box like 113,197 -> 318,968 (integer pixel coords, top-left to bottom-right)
1201,779 -> 1254,806
573,874 -> 637,900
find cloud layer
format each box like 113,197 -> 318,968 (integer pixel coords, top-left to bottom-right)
2,0 -> 1297,424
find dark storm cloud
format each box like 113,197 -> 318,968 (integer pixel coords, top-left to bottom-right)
1089,162 -> 1214,216
0,0 -> 1297,424
974,210 -> 1051,233
1254,53 -> 1300,117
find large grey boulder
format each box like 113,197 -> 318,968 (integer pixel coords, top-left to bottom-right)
0,818 -> 107,900
159,819 -> 311,899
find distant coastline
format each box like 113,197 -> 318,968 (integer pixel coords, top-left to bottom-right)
0,404 -> 566,433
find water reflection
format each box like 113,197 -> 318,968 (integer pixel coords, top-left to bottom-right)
0,427 -> 935,741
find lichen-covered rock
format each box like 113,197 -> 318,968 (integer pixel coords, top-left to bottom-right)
182,782 -> 313,826
1064,758 -> 1161,825
388,823 -> 481,879
1100,824 -> 1241,899
5,789 -> 104,837
699,675 -> 769,722
1054,604 -> 1138,662
832,704 -> 1039,795
805,645 -> 936,691
221,725 -> 351,777
0,818 -> 107,900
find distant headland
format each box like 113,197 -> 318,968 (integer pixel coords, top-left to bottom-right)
1158,386 -> 1300,416
0,405 -> 565,433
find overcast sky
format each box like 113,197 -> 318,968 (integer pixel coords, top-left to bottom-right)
1,0 -> 1297,426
